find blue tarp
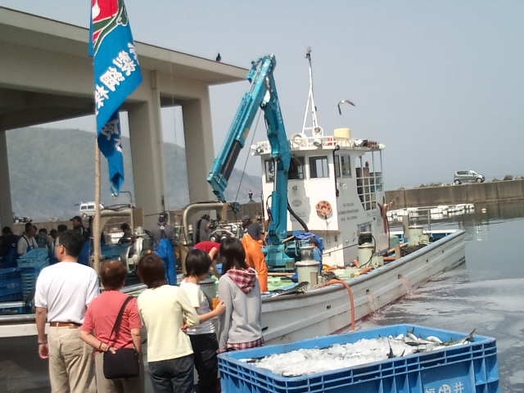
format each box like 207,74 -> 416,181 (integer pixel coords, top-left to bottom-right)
154,238 -> 177,285
292,231 -> 325,253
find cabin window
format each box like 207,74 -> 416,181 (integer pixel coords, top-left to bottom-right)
264,159 -> 275,183
355,152 -> 384,210
288,156 -> 305,180
335,154 -> 352,178
340,155 -> 352,177
309,156 -> 329,178
358,223 -> 372,234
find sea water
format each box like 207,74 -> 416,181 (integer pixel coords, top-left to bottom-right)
361,202 -> 524,393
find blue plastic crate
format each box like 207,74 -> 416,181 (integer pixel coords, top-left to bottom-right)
0,277 -> 22,295
218,324 -> 500,393
17,249 -> 49,269
0,267 -> 22,299
19,267 -> 44,298
0,293 -> 23,302
0,267 -> 21,280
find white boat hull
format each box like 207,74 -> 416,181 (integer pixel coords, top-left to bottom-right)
261,229 -> 465,345
0,231 -> 464,342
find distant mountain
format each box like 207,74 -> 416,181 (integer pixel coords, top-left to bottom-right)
6,127 -> 262,221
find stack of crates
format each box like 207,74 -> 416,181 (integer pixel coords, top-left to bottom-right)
218,324 -> 500,393
17,249 -> 49,299
0,267 -> 23,302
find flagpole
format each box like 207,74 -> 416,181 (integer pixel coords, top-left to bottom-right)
93,138 -> 101,273
90,0 -> 142,273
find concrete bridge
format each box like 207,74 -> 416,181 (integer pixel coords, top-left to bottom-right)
0,7 -> 247,229
386,179 -> 524,209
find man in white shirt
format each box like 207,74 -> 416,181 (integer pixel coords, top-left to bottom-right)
35,230 -> 99,393
17,222 -> 38,256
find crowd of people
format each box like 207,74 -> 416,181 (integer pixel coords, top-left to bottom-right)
0,209 -> 325,392
0,215 -> 90,268
28,212 -> 273,393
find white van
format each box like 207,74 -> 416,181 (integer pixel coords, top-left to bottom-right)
79,202 -> 103,217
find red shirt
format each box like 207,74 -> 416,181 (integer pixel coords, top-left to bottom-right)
193,241 -> 220,254
82,291 -> 141,349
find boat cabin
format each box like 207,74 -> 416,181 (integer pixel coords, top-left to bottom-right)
253,127 -> 389,267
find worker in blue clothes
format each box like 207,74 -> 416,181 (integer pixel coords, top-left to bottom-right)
310,237 -> 323,273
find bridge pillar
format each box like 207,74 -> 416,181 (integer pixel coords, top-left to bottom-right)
0,130 -> 13,228
182,95 -> 215,203
128,75 -> 165,230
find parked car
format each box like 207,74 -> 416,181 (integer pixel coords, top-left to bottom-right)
78,201 -> 104,217
453,170 -> 485,184
13,214 -> 31,223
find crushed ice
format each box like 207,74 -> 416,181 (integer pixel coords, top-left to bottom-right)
244,334 -> 464,377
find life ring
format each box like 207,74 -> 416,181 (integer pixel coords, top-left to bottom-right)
316,200 -> 333,218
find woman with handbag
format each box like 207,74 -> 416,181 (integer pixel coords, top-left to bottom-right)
80,260 -> 144,393
137,253 -> 200,393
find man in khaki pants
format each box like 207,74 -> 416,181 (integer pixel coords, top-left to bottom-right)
35,230 -> 99,392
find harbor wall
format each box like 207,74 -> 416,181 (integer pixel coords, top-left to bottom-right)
386,180 -> 524,208
13,183 -> 524,233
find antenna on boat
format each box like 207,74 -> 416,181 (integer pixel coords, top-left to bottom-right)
301,46 -> 323,137
337,99 -> 356,115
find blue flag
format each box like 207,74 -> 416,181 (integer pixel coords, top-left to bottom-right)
89,0 -> 142,194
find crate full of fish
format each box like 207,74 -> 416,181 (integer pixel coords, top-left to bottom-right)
218,324 -> 499,393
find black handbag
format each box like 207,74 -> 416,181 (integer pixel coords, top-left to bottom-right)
102,296 -> 140,379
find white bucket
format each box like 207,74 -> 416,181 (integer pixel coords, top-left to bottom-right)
296,260 -> 320,287
358,243 -> 374,266
407,225 -> 424,246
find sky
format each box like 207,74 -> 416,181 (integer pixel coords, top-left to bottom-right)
1,0 -> 523,189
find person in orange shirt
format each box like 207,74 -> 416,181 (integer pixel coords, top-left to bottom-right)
241,222 -> 268,293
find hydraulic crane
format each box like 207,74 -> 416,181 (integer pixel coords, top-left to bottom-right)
207,54 -> 295,267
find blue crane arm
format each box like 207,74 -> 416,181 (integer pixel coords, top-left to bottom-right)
262,70 -> 291,246
208,55 -> 279,202
207,54 -> 291,250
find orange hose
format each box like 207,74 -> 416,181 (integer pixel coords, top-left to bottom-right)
358,267 -> 373,275
318,279 -> 356,331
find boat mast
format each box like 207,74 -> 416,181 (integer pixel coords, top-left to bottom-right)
301,47 -> 323,137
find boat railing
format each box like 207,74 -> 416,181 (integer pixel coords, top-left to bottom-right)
289,134 -> 338,149
387,204 -> 476,229
254,135 -> 348,155
253,133 -> 386,155
392,207 -> 435,232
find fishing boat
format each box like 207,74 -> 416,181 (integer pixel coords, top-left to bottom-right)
179,49 -> 466,345
0,50 -> 465,347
